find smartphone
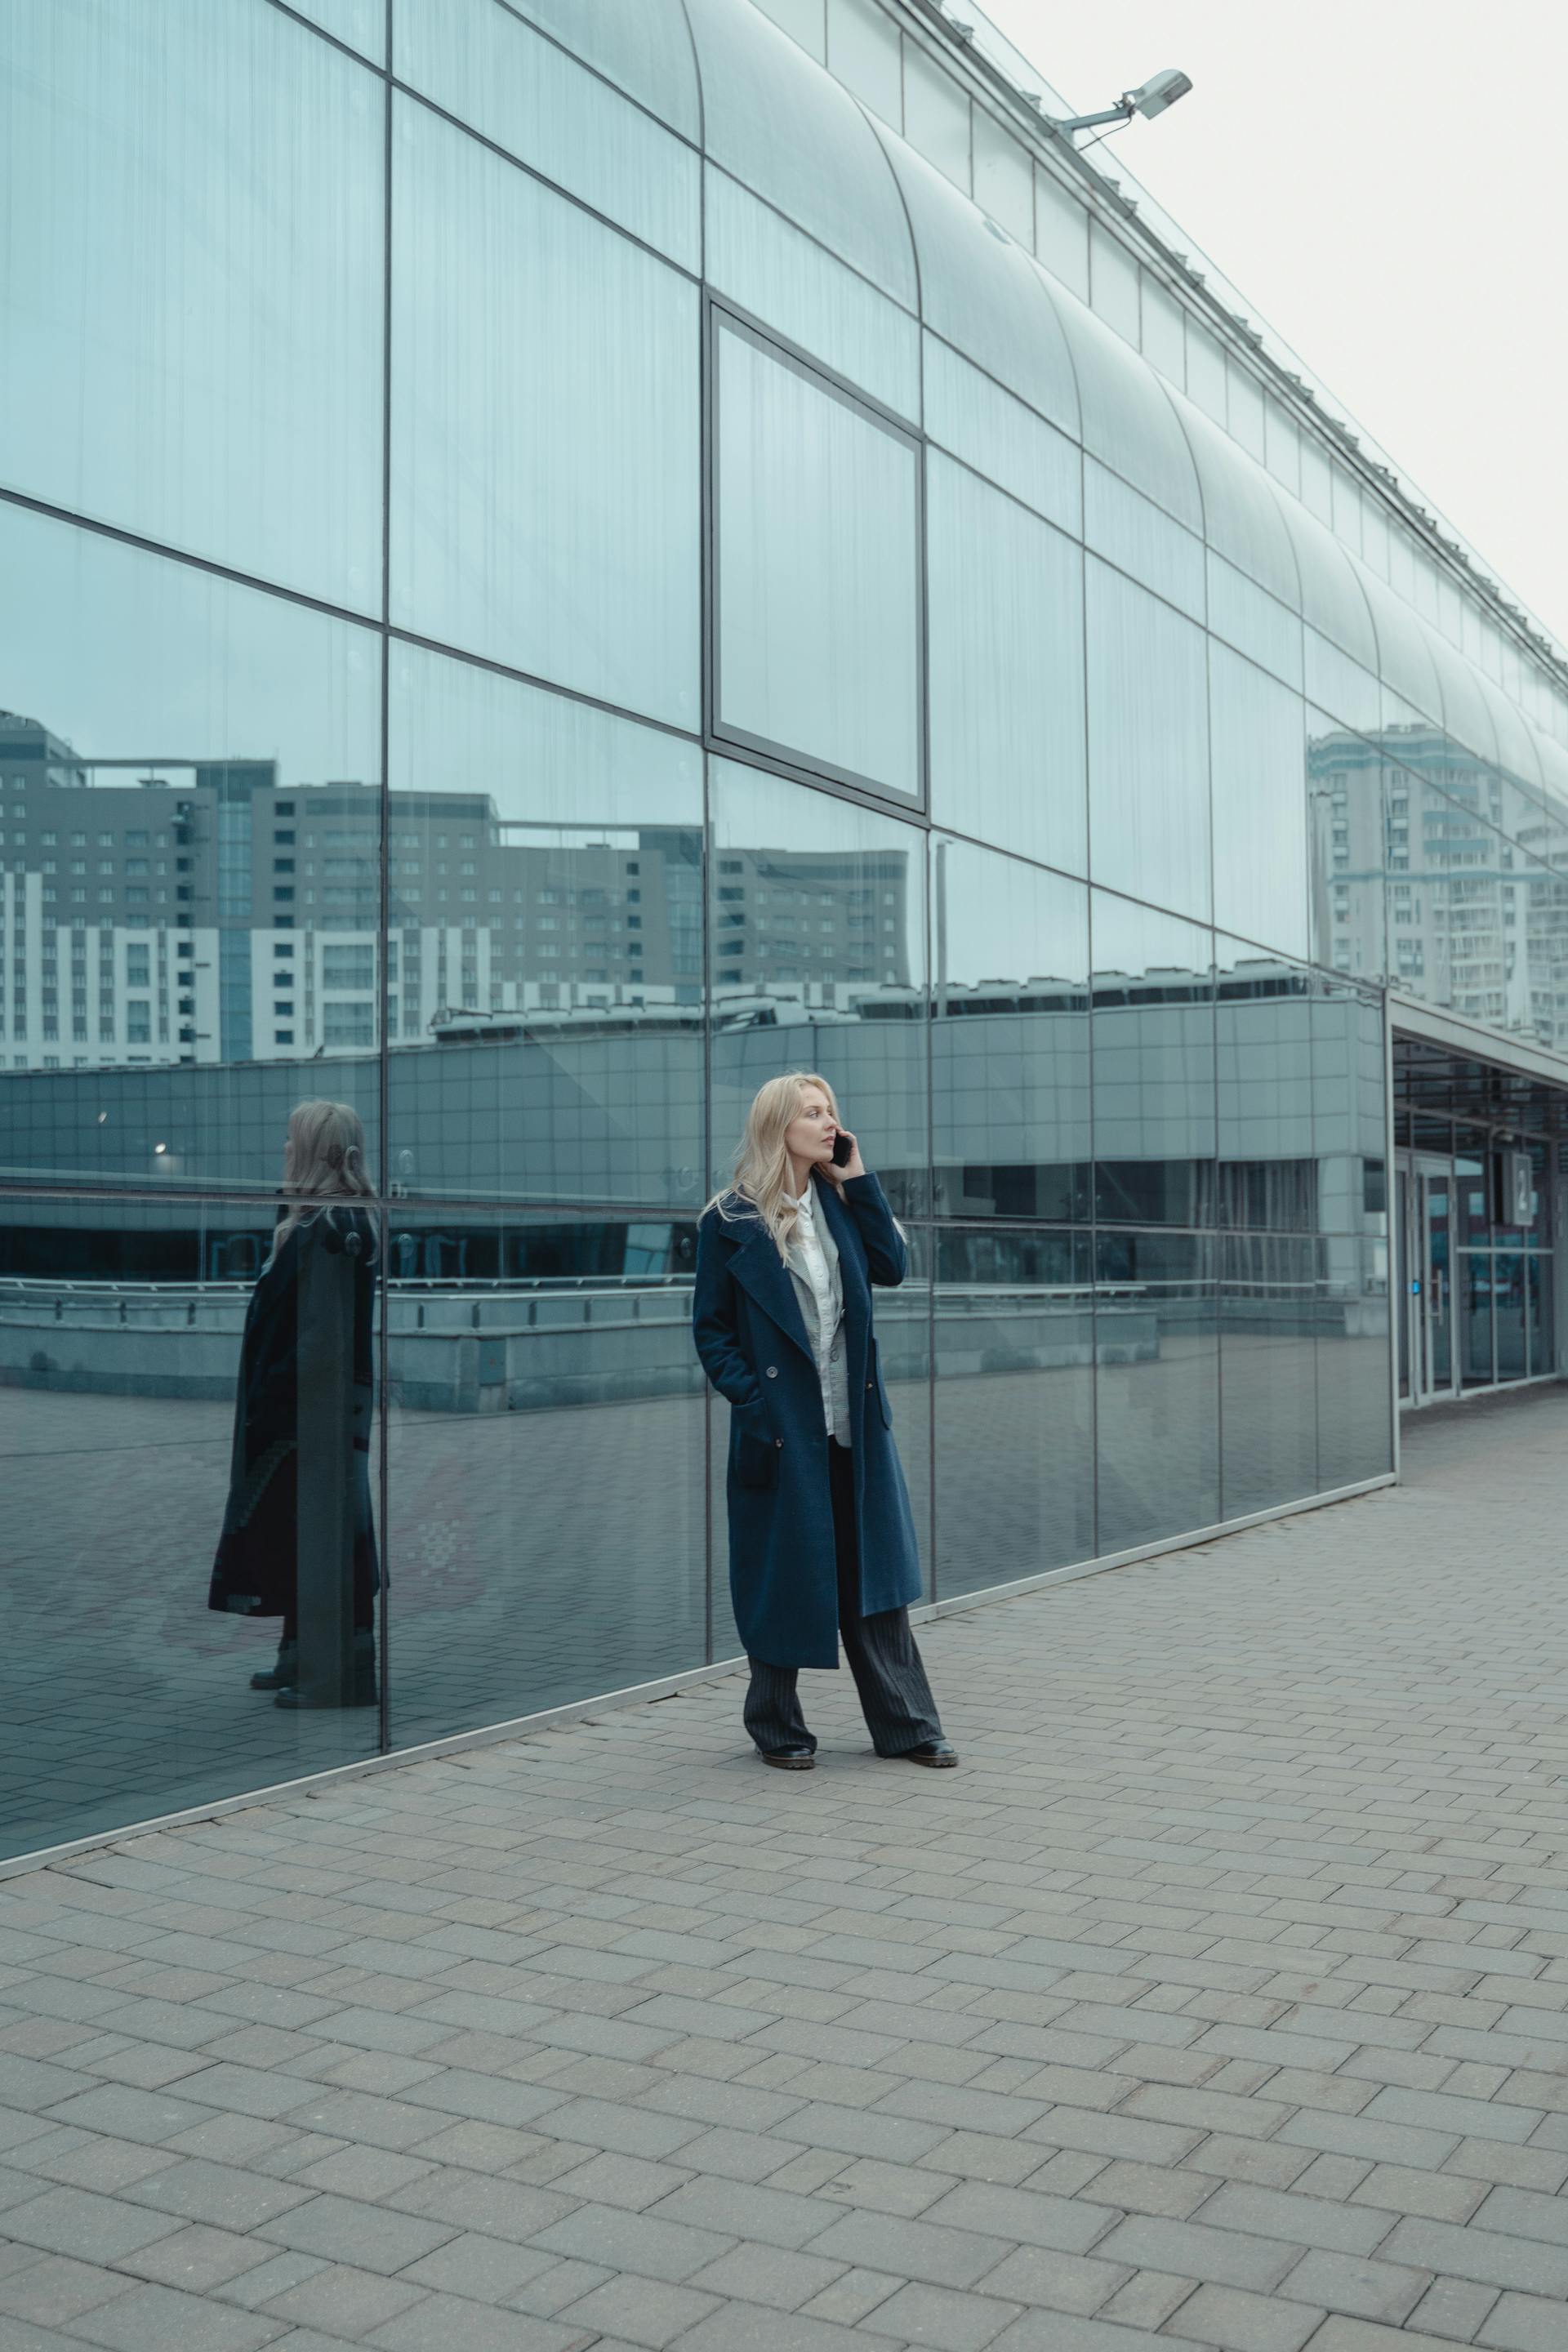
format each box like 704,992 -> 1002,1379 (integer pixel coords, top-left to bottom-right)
831,1131 -> 854,1168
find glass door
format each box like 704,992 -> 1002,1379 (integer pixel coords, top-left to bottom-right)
1401,1152 -> 1457,1405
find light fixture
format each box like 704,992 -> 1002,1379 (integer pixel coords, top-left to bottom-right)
1049,69 -> 1193,139
154,1142 -> 167,1154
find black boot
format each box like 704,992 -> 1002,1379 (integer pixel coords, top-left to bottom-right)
250,1638 -> 297,1691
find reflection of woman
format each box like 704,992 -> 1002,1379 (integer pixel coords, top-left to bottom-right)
208,1102 -> 380,1709
693,1074 -> 956,1771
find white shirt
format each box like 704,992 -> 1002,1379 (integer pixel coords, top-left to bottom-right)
790,1186 -> 849,1444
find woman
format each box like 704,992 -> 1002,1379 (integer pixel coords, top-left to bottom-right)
209,1100 -> 380,1709
693,1074 -> 956,1771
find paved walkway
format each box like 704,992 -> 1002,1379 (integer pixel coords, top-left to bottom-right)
2,1388 -> 1566,2352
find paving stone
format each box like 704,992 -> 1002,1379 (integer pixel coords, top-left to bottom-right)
1477,2290 -> 1568,2351
969,2244 -> 1129,2316
1,2186 -> 185,2263
62,2280 -> 287,2352
253,2189 -> 458,2275
365,2294 -> 588,2351
858,2279 -> 1021,2351
1196,2181 -> 1394,2256
528,2203 -> 737,2284
1163,2282 -> 1324,2350
0,2259 -> 133,2328
257,2260 -> 428,2336
1404,2276 -> 1499,2341
1278,2248 -> 1431,2324
1089,2215 -> 1301,2294
556,2271 -> 720,2347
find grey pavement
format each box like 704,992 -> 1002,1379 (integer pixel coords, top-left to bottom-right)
2,1384 -> 1567,2352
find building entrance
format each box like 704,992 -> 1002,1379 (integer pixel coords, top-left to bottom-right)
1393,1032 -> 1565,1408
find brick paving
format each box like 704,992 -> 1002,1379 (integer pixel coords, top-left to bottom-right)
1,1383 -> 1566,2352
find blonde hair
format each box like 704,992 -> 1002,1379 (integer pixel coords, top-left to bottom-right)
708,1072 -> 841,1263
274,1099 -> 374,1254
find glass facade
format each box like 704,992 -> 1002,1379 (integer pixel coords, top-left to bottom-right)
10,0 -> 1567,1864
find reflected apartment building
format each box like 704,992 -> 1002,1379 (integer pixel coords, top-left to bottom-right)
3,0 -> 1568,1863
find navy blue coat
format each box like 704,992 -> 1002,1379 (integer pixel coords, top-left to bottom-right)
693,1172 -> 923,1669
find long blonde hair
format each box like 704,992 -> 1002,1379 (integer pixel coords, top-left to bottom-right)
708,1071 -> 841,1263
273,1099 -> 374,1255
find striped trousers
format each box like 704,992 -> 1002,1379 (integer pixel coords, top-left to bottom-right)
744,1437 -> 944,1758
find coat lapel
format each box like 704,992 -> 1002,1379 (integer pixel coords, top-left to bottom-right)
815,1178 -> 869,1318
726,1213 -> 816,1363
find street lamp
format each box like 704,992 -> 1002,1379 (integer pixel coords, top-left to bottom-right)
1049,69 -> 1193,139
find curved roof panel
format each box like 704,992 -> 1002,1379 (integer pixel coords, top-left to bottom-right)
1166,393 -> 1298,608
1356,564 -> 1442,725
684,0 -> 915,308
871,127 -> 1078,439
1040,276 -> 1201,534
1419,618 -> 1498,770
1273,497 -> 1378,672
1477,672 -> 1543,792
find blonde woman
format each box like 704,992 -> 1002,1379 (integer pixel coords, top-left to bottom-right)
209,1101 -> 381,1708
693,1074 -> 956,1771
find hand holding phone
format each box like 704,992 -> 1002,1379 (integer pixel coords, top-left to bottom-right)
826,1126 -> 863,1184
831,1130 -> 854,1168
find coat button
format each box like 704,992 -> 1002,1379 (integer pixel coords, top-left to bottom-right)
765,1365 -> 778,1378
866,1379 -> 875,1389
774,1437 -> 783,1448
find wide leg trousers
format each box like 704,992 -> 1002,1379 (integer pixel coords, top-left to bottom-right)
744,1437 -> 943,1758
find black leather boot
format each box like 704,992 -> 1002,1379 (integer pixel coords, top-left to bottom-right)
250,1638 -> 297,1691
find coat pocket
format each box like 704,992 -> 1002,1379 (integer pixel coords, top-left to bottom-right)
871,1338 -> 894,1431
734,1428 -> 779,1491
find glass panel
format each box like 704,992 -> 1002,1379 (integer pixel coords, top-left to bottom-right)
827,0 -> 903,127
1477,672 -> 1544,795
1311,983 -> 1387,1240
1094,1227 -> 1218,1553
1216,937 -> 1314,1231
934,1226 -> 1094,1593
1420,616 -> 1498,771
709,759 -> 928,1217
715,316 -> 920,801
0,504 -> 381,1187
1220,1232 -> 1318,1517
932,840 -> 1089,1221
1210,645 -> 1310,958
706,166 -> 920,422
1459,1250 -> 1494,1387
1092,894 -> 1215,1226
1264,401 -> 1301,497
395,0 -> 701,270
1454,1135 -> 1490,1247
1276,497 -> 1379,670
391,98 -> 699,728
1227,360 -> 1267,461
902,42 -> 971,191
510,0 -> 701,137
2,0 -> 382,612
1049,291 -> 1204,533
1083,461 -> 1204,621
1140,273 -> 1187,387
1304,628 -> 1382,734
290,0 -> 385,62
1316,1236 -> 1392,1486
386,643 -> 704,1209
875,132 -> 1079,439
1207,555 -> 1304,693
1173,396 -> 1299,607
685,0 -> 916,302
1526,1249 -> 1554,1376
1034,166 -> 1089,301
1086,559 -> 1211,919
1494,1249 -> 1527,1379
927,456 -> 1086,872
1307,716 -> 1387,984
0,1194 -> 379,1864
923,336 -> 1080,539
387,1207 -> 705,1746
973,109 -> 1033,244
1185,318 -> 1227,423
751,0 -> 826,57
1358,564 -> 1442,726
1089,218 -> 1140,344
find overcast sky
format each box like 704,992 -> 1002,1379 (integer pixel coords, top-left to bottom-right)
979,0 -> 1568,650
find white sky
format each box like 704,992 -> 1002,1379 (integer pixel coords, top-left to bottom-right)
978,0 -> 1568,648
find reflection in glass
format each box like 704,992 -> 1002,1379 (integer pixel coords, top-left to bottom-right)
0,503 -> 381,1190
933,841 -> 1089,1221
0,0 -> 383,610
1093,895 -> 1215,1226
391,96 -> 699,726
1494,1250 -> 1527,1379
1086,559 -> 1211,919
1216,939 -> 1314,1232
715,316 -> 921,800
1210,645 -> 1310,958
1311,981 -> 1388,1239
935,1226 -> 1094,1593
1459,1249 -> 1494,1388
1316,1239 -> 1392,1486
1526,1250 -> 1553,1376
1307,716 -> 1387,983
387,644 -> 703,1208
927,457 -> 1086,872
709,760 -> 928,1218
0,1194 -> 378,1859
388,1209 -> 706,1746
1094,1227 -> 1218,1552
1219,1232 -> 1318,1519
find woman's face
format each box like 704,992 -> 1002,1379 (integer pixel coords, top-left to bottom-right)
783,1085 -> 837,1173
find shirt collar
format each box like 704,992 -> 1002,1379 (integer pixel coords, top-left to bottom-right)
792,1185 -> 815,1218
